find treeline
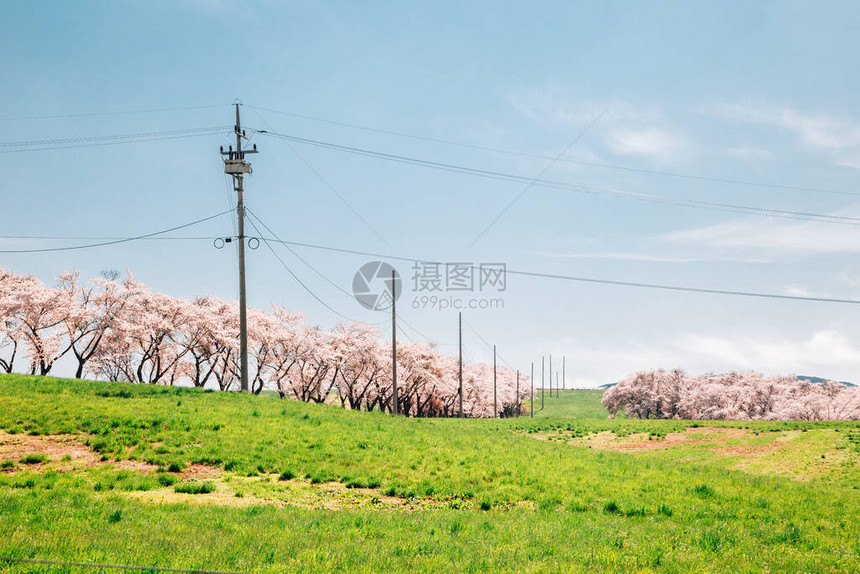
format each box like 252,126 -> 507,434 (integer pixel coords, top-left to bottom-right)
0,269 -> 528,418
603,369 -> 860,420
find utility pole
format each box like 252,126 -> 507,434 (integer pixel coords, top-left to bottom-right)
541,356 -> 545,410
458,312 -> 463,418
220,103 -> 257,393
530,362 -> 534,418
391,269 -> 398,415
516,369 -> 520,417
549,354 -> 552,399
493,344 -> 497,418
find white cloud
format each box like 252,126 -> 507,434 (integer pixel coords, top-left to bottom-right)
604,128 -> 683,160
532,250 -> 768,263
727,146 -> 775,161
708,103 -> 860,167
509,91 -> 690,163
659,209 -> 860,255
534,330 -> 860,388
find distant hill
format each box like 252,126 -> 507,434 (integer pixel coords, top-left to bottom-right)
796,375 -> 856,387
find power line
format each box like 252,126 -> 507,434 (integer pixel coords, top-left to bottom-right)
245,103 -> 855,198
0,211 -> 233,253
248,236 -> 860,305
247,208 -> 356,300
7,227 -> 859,304
244,214 -> 367,323
464,319 -> 516,370
0,556 -> 251,574
0,126 -> 231,148
467,108 -> 606,249
250,109 -> 392,249
245,208 -> 387,326
0,103 -> 231,122
0,235 -> 213,241
0,129 -> 232,154
250,129 -> 860,227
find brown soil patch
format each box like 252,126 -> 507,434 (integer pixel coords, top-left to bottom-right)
181,463 -> 222,481
0,432 -> 465,511
127,474 -> 450,511
607,427 -> 749,451
0,430 -> 100,470
0,431 -> 213,478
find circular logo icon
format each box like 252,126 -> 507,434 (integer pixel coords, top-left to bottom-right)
352,261 -> 401,311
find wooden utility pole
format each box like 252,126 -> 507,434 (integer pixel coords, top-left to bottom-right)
391,269 -> 398,415
220,103 -> 258,393
458,312 -> 463,418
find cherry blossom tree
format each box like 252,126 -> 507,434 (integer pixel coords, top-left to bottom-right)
603,369 -> 860,421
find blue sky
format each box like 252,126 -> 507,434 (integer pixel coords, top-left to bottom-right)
3,1 -> 860,385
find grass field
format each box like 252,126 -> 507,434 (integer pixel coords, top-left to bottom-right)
1,375 -> 859,572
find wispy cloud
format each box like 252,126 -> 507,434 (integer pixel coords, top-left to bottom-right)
659,208 -> 860,255
708,103 -> 860,167
532,250 -> 768,263
604,127 -> 684,161
535,330 -> 860,388
727,146 -> 775,161
509,91 -> 690,164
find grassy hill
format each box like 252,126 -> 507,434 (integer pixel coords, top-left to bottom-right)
1,375 -> 859,572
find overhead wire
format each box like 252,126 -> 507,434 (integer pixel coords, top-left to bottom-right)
5,227 -> 857,304
249,129 -> 860,227
245,208 -> 387,326
245,103 -> 855,198
0,102 -> 231,122
464,319 -> 516,370
244,214 -> 374,324
242,236 -> 860,305
0,211 -> 233,253
467,108 -> 606,249
0,126 -> 231,153
249,109 -> 392,248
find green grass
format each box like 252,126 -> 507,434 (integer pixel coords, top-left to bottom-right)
0,374 -> 858,572
173,481 -> 215,495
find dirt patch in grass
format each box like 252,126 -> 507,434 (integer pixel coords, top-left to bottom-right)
126,474 -> 454,511
551,427 -> 750,452
533,426 -> 859,482
0,430 -> 100,471
0,431 -> 461,511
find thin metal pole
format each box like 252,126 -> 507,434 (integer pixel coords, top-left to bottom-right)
549,353 -> 552,400
516,369 -> 520,417
530,362 -> 534,418
541,356 -> 545,410
391,269 -> 398,415
235,104 -> 249,394
458,312 -> 463,418
493,344 -> 497,418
